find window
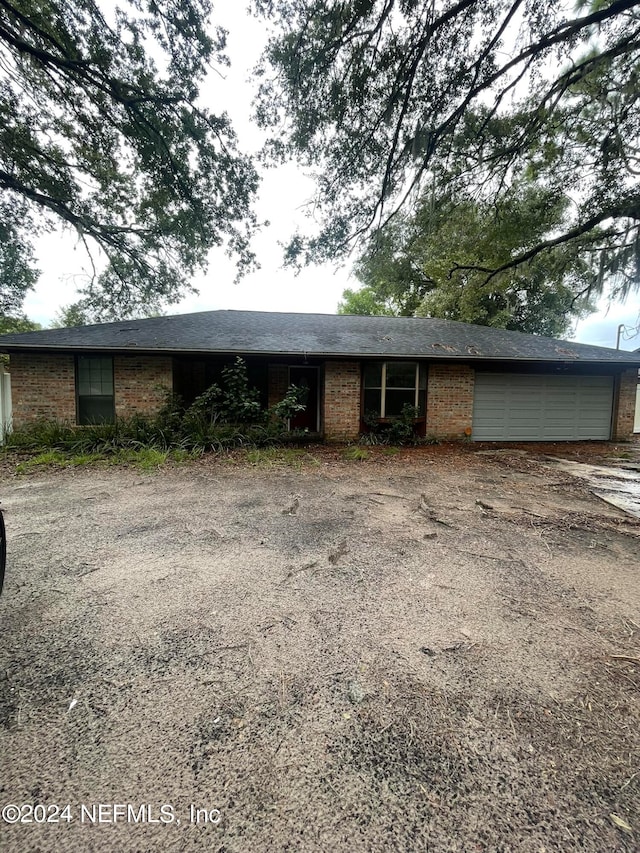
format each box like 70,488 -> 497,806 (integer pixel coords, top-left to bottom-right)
77,356 -> 114,424
363,361 -> 426,419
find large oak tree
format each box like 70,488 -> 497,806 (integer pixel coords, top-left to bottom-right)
339,184 -> 596,336
0,0 -> 260,320
255,0 -> 640,318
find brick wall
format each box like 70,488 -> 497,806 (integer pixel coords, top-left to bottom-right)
324,361 -> 361,441
10,353 -> 76,427
426,363 -> 475,438
9,352 -> 174,426
612,368 -> 639,441
114,355 -> 173,418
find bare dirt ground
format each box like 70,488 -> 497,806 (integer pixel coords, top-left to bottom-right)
0,443 -> 638,853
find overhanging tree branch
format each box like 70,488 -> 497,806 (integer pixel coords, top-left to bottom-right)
449,202 -> 640,287
0,0 -> 260,319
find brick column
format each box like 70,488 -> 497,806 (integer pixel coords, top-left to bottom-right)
612,368 -> 639,441
426,363 -> 474,439
323,361 -> 361,441
114,355 -> 173,418
9,353 -> 76,427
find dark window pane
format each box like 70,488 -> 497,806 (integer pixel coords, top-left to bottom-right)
78,396 -> 114,425
363,389 -> 382,417
385,389 -> 415,417
418,364 -> 427,390
363,362 -> 383,388
386,362 -> 416,388
78,357 -> 114,424
78,357 -> 113,396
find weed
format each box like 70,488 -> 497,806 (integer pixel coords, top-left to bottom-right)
283,449 -> 319,468
170,448 -> 202,463
114,448 -> 169,470
70,453 -> 105,466
420,434 -> 441,446
15,450 -> 68,473
6,420 -> 77,451
343,446 -> 369,461
245,448 -> 270,465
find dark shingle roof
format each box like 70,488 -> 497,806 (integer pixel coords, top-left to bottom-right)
0,310 -> 639,364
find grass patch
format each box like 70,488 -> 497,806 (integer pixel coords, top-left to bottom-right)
381,446 -> 400,456
343,446 -> 369,462
69,452 -> 106,466
170,448 -> 203,463
15,450 -> 68,473
12,445 -> 177,474
111,448 -> 170,470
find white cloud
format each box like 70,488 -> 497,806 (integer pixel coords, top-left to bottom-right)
572,300 -> 640,351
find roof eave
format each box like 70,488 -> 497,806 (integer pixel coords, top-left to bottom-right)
0,342 -> 639,366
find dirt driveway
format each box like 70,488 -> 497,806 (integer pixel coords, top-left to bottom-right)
0,445 -> 638,852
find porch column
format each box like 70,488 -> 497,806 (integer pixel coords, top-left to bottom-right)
323,361 -> 361,441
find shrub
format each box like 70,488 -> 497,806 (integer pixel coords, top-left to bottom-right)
271,383 -> 308,424
176,358 -> 309,451
361,404 -> 421,445
186,357 -> 263,428
5,419 -> 78,450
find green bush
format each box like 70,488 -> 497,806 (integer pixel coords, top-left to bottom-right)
362,403 -> 421,445
173,358 -> 310,451
5,419 -> 78,450
186,357 -> 263,427
271,383 -> 308,424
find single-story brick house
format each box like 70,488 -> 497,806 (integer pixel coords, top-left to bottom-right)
0,310 -> 638,442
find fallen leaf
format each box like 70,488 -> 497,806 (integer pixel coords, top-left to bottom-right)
610,813 -> 633,833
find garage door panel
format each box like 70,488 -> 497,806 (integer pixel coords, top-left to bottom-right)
472,373 -> 613,441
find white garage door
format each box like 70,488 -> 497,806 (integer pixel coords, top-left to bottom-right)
472,373 -> 614,441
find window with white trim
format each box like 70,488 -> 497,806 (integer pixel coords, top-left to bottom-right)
363,361 -> 426,419
77,356 -> 114,424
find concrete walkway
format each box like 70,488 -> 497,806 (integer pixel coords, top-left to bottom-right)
547,455 -> 640,519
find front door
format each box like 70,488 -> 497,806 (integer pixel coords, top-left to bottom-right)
288,366 -> 320,432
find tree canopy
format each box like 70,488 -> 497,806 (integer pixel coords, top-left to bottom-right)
0,0 -> 260,321
255,0 -> 640,306
339,184 -> 596,336
51,301 -> 99,328
0,313 -> 40,334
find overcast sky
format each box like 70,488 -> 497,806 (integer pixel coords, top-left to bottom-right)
21,4 -> 640,352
